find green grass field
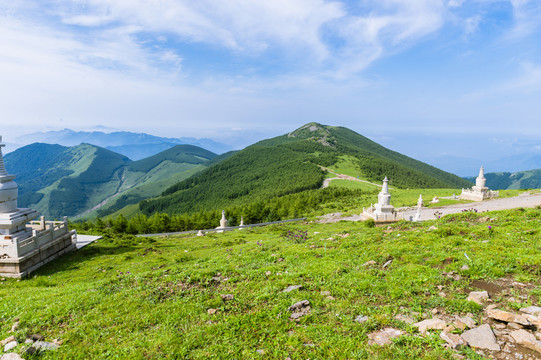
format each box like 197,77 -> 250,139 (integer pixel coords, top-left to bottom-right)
2,206 -> 540,359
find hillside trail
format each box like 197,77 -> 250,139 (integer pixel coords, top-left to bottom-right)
318,191 -> 541,223
320,167 -> 383,189
401,191 -> 541,221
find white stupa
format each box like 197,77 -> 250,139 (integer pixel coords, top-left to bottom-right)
0,136 -> 76,278
216,210 -> 228,233
460,166 -> 499,201
362,177 -> 401,222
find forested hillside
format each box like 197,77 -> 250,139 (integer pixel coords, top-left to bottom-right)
139,123 -> 471,216
4,143 -> 216,218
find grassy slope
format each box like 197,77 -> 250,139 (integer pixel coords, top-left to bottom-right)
1,208 -> 540,359
140,123 -> 471,216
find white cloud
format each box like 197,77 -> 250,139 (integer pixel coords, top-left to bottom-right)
508,0 -> 541,38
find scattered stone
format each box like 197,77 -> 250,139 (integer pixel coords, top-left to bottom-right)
486,309 -> 531,326
282,285 -> 303,293
520,306 -> 541,317
432,308 -> 439,315
220,294 -> 234,301
461,264 -> 470,271
414,318 -> 447,334
367,328 -> 402,346
0,336 -> 16,347
24,339 -> 33,344
277,258 -> 284,263
10,321 -> 19,332
288,300 -> 311,320
440,331 -> 467,350
456,316 -> 476,329
207,308 -> 218,315
438,292 -> 446,298
196,230 -> 204,236
355,315 -> 368,323
32,341 -> 60,351
265,271 -> 271,277
382,260 -> 393,268
326,296 -> 335,301
461,324 -> 500,351
256,349 -> 265,355
428,226 -> 438,231
510,329 -> 541,354
0,354 -> 25,360
3,341 -> 17,352
320,291 -> 331,296
523,314 -> 541,327
394,314 -> 415,324
31,334 -> 44,341
362,260 -> 376,267
467,291 -> 489,305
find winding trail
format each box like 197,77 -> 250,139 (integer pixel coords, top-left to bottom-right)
320,167 -> 382,189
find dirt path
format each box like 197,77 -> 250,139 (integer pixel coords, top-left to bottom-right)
320,167 -> 382,189
401,191 -> 541,221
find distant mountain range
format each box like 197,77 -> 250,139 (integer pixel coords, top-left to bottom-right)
4,143 -> 218,219
139,123 -> 472,216
465,168 -> 541,190
11,129 -> 232,160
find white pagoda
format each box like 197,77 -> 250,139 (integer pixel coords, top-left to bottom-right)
0,136 -> 76,278
362,177 -> 401,222
460,166 -> 499,201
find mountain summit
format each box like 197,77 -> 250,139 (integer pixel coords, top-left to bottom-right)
139,123 -> 471,215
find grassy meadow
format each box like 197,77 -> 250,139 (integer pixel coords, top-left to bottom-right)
2,205 -> 541,359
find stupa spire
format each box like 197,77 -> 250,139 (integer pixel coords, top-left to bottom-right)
0,136 -> 8,176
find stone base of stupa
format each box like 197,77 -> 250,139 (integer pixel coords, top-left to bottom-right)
0,218 -> 76,278
361,206 -> 402,223
460,188 -> 499,201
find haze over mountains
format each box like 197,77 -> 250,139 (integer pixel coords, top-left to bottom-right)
8,129 -> 232,160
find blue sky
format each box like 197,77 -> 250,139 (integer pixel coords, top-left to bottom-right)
1,0 -> 541,174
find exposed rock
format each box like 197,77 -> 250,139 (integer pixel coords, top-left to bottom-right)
220,294 -> 234,301
265,271 -> 271,276
30,341 -> 60,352
458,316 -> 477,329
523,314 -> 541,327
0,336 -> 16,347
521,306 -> 541,317
461,324 -> 500,351
362,260 -> 376,267
431,308 -> 439,315
3,341 -> 17,352
207,308 -> 218,315
414,318 -> 447,334
355,315 -> 368,323
326,296 -> 335,301
320,291 -> 331,296
288,300 -> 310,320
510,329 -> 541,354
461,264 -> 470,271
10,321 -> 19,332
256,349 -> 265,355
486,309 -> 531,326
283,285 -> 303,293
440,331 -> 467,349
382,260 -> 393,268
0,354 -> 25,360
466,291 -> 489,305
367,328 -> 402,346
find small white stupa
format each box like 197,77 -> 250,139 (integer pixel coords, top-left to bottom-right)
460,166 -> 499,201
0,136 -> 76,277
239,216 -> 245,230
362,177 -> 401,222
216,210 -> 228,233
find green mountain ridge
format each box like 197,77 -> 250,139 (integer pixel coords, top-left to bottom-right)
140,123 -> 472,216
4,143 -> 217,219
